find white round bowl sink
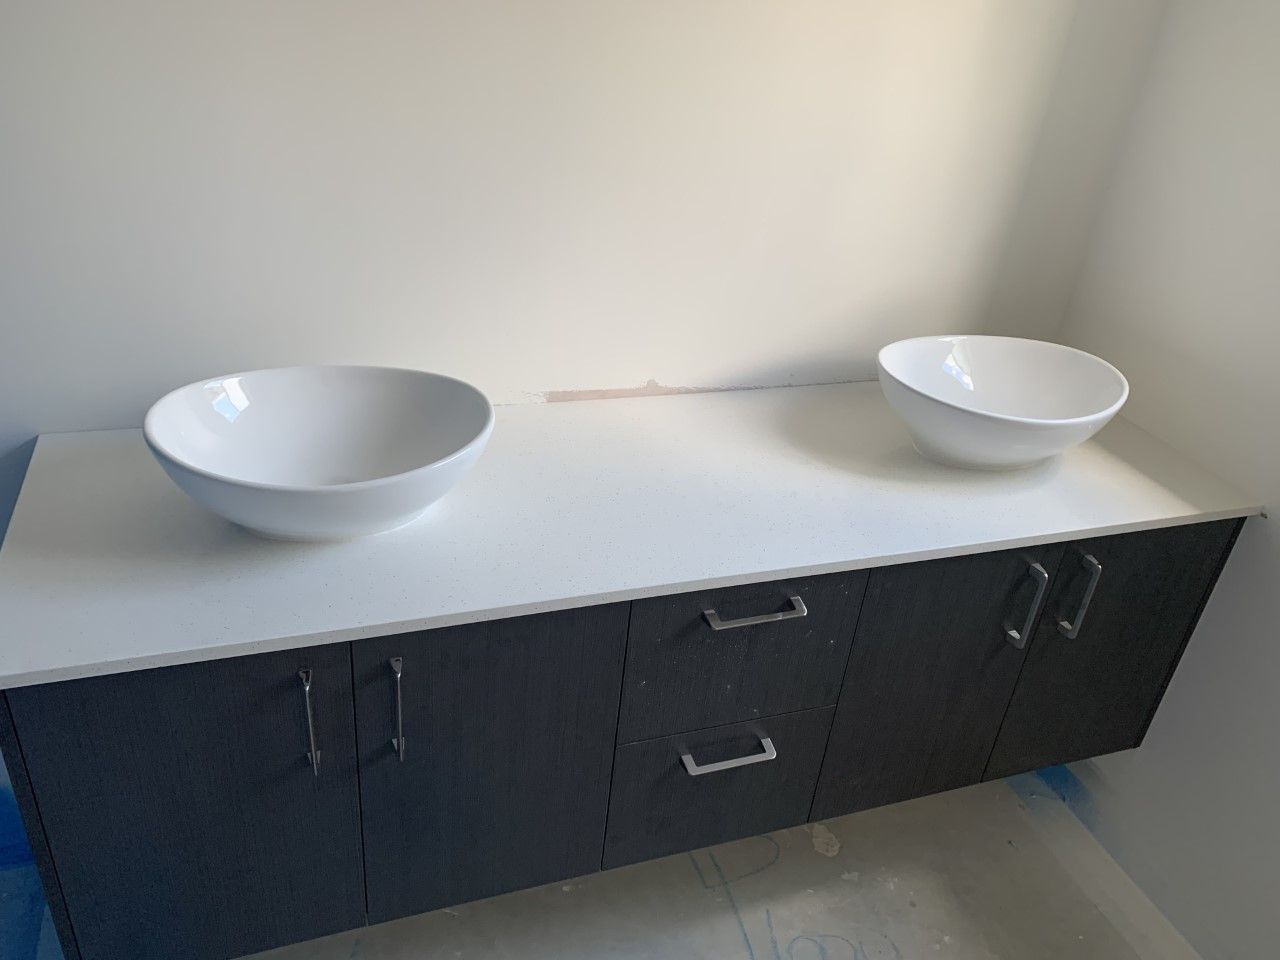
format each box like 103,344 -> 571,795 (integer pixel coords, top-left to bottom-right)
877,336 -> 1128,470
144,366 -> 494,540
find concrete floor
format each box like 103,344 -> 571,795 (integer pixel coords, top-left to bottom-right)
249,774 -> 1201,960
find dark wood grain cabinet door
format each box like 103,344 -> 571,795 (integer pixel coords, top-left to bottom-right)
5,643 -> 365,960
985,519 -> 1242,779
812,544 -> 1064,821
353,604 -> 629,924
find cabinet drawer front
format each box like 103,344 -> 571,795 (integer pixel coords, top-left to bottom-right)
6,643 -> 365,960
619,571 -> 866,742
603,707 -> 834,869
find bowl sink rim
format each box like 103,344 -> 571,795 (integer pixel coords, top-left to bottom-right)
877,335 -> 1130,428
143,364 -> 496,495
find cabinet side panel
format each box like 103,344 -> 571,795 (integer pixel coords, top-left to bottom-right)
1134,517 -> 1246,743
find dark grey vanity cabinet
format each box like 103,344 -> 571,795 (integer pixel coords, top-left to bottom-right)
5,643 -> 365,960
811,544 -> 1064,821
0,518 -> 1244,960
351,604 -> 629,924
985,519 -> 1241,779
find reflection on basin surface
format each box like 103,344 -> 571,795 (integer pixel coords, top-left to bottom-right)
144,365 -> 494,540
877,336 -> 1128,470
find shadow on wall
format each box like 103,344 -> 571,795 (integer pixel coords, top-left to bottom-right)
981,0 -> 1166,341
504,0 -> 1170,404
0,440 -> 36,545
0,0 -> 1169,444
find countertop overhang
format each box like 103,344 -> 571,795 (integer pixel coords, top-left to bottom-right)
0,381 -> 1263,688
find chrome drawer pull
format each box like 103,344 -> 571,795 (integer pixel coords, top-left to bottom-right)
681,736 -> 777,776
389,657 -> 406,761
1059,553 -> 1103,639
1005,561 -> 1050,649
703,595 -> 807,631
298,669 -> 320,776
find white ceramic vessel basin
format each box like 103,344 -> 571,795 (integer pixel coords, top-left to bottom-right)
145,366 -> 494,540
877,336 -> 1128,469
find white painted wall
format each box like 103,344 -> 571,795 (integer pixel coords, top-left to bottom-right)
1058,2 -> 1280,957
0,0 -> 1163,527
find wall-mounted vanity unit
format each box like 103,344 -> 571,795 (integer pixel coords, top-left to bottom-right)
0,383 -> 1260,960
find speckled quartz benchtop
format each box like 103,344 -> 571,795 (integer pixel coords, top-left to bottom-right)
0,381 -> 1263,688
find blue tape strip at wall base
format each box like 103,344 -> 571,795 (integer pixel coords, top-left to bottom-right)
1,782 -> 36,869
1006,764 -> 1101,835
0,840 -> 35,870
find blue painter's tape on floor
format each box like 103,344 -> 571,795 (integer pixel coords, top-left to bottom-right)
1,789 -> 35,870
1,754 -> 64,959
1,863 -> 60,960
1035,765 -> 1090,807
1006,764 -> 1101,835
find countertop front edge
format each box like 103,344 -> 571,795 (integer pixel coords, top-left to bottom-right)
0,502 -> 1261,690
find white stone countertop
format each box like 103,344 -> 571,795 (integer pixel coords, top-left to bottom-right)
0,382 -> 1263,688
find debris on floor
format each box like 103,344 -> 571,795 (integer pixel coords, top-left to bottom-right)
247,777 -> 1202,960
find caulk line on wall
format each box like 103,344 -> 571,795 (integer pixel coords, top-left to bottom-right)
540,378 -> 864,403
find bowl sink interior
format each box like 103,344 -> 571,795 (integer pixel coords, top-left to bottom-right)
879,337 -> 1128,422
147,367 -> 493,488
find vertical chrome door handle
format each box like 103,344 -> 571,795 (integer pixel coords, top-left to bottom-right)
1059,553 -> 1103,638
703,595 -> 807,631
298,669 -> 320,776
681,737 -> 777,776
1005,561 -> 1050,649
389,657 -> 406,761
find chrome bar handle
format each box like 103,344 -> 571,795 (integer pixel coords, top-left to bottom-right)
1005,562 -> 1050,649
1059,553 -> 1103,639
681,737 -> 777,777
298,669 -> 320,776
389,657 -> 405,762
703,595 -> 807,631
